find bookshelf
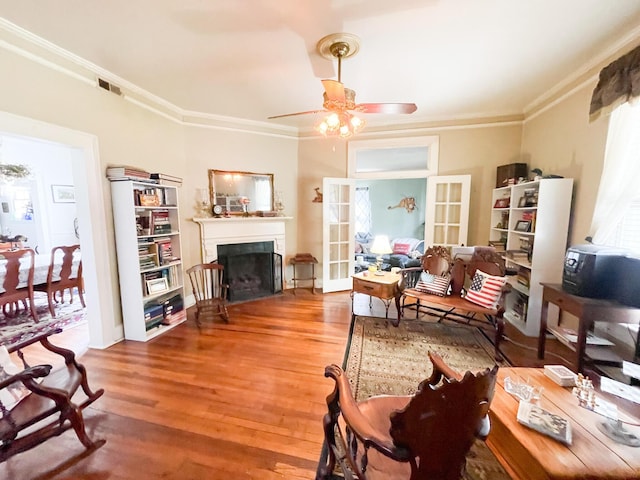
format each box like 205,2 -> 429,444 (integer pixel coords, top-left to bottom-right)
489,178 -> 573,336
110,179 -> 186,341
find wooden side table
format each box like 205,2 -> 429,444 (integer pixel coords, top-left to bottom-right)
538,283 -> 640,372
290,253 -> 318,294
351,271 -> 400,318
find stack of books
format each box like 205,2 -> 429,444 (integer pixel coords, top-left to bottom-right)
151,173 -> 182,186
107,166 -> 153,182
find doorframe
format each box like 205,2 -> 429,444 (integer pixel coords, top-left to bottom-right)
0,110 -> 120,349
319,135 -> 442,292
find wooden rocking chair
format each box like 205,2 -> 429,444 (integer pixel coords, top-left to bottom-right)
0,328 -> 104,462
186,262 -> 230,328
317,352 -> 498,480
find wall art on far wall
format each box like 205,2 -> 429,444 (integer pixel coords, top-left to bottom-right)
51,184 -> 75,203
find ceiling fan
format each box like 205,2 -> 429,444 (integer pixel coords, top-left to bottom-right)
268,33 -> 417,137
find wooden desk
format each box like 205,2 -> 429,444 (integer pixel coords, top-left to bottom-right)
537,283 -> 640,373
487,367 -> 640,480
351,271 -> 400,318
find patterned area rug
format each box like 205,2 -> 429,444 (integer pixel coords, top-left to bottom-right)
0,293 -> 86,348
323,315 -> 512,480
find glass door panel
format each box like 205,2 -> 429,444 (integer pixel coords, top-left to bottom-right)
425,175 -> 470,247
323,178 -> 355,292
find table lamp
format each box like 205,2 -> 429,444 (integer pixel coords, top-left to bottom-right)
370,235 -> 392,275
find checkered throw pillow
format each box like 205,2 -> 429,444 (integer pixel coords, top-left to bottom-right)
464,269 -> 507,309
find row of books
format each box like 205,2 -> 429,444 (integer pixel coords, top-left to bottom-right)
141,264 -> 180,296
136,210 -> 173,236
138,239 -> 179,270
143,292 -> 185,330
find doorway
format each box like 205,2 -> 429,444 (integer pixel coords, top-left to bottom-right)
0,111 -> 118,348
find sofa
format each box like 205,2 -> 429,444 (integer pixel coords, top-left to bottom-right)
355,233 -> 424,271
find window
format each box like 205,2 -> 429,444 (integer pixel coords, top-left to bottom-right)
589,101 -> 640,254
355,186 -> 371,235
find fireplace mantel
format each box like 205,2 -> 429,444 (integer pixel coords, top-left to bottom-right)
192,216 -> 292,263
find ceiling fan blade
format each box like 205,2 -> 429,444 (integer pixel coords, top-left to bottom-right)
322,79 -> 346,103
268,109 -> 325,120
358,103 -> 418,114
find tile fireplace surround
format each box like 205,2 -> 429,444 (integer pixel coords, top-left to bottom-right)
192,217 -> 290,263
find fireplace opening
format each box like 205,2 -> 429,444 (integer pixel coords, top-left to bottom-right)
217,241 -> 282,303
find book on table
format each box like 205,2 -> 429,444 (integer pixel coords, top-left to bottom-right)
517,401 -> 572,445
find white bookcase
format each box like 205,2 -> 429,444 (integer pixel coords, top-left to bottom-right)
489,178 -> 573,336
110,180 -> 186,341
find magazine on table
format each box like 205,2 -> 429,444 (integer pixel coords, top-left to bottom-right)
517,401 -> 572,445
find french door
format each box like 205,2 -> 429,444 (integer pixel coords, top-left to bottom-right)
322,178 -> 356,293
424,175 -> 471,247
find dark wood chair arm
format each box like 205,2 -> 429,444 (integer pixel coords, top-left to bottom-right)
398,267 -> 422,290
6,328 -> 63,354
324,364 -> 398,456
427,352 -> 463,382
0,364 -> 52,390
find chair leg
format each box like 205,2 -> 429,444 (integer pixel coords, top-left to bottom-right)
77,285 -> 86,308
29,294 -> 39,322
66,404 -> 104,450
47,292 -> 56,317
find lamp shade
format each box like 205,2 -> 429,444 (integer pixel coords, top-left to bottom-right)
370,235 -> 393,255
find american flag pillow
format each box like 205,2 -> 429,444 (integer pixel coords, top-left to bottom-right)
464,270 -> 507,309
415,272 -> 451,297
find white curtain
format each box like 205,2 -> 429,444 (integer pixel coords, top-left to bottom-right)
355,186 -> 371,235
588,101 -> 640,245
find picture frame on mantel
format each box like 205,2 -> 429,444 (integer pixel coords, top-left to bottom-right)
51,185 -> 75,203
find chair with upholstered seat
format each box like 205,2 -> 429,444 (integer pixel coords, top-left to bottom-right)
317,352 -> 498,480
34,245 -> 85,318
186,262 -> 230,328
0,248 -> 38,322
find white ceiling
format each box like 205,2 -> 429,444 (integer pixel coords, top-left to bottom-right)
1,0 -> 640,130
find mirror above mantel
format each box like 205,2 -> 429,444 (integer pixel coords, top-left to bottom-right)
208,169 -> 274,215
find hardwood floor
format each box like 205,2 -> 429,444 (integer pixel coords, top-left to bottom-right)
2,290 -> 573,480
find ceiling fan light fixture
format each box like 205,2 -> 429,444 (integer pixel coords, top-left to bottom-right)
315,111 -> 365,139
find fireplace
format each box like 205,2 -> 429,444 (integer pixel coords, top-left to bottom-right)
217,241 -> 283,303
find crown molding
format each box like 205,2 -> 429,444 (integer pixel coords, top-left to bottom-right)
1,17 -> 637,138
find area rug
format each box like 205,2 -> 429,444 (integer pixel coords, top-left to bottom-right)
320,315 -> 512,480
0,293 -> 86,348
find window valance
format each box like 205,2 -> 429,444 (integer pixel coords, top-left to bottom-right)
590,44 -> 640,121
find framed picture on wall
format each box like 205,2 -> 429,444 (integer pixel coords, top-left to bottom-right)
51,185 -> 76,203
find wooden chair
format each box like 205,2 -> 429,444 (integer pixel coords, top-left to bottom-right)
0,248 -> 38,322
0,327 -> 105,461
317,352 -> 498,480
186,263 -> 230,328
396,246 -> 508,359
34,245 -> 85,318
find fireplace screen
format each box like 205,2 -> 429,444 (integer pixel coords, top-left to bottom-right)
217,242 -> 282,303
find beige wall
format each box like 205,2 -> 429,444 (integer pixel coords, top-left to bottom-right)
0,31 -> 621,343
182,128 -> 299,273
521,83 -> 609,247
297,124 -> 523,280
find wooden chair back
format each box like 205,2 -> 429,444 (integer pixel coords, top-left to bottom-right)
186,263 -> 230,327
0,248 -> 37,321
420,246 -> 451,275
318,352 -> 498,480
390,355 -> 498,479
34,244 -> 85,317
